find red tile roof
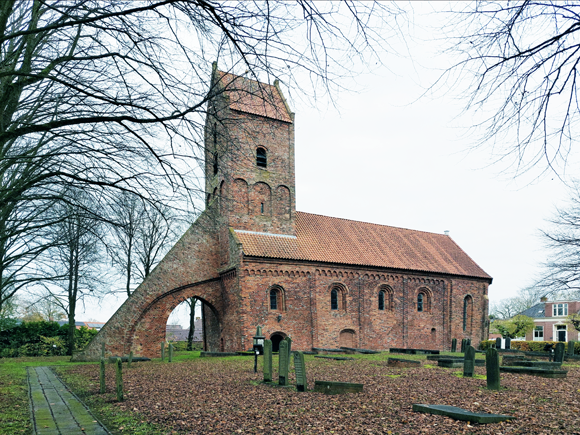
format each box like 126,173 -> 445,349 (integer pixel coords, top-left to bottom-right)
217,71 -> 292,123
234,212 -> 491,280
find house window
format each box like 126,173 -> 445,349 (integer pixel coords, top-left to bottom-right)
378,290 -> 385,311
533,326 -> 544,341
269,286 -> 284,311
256,147 -> 267,168
553,303 -> 568,317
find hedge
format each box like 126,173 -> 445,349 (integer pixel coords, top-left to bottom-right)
479,339 -> 580,353
0,321 -> 97,357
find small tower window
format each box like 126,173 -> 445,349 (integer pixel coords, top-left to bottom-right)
270,289 -> 278,310
260,202 -> 264,214
417,293 -> 424,312
213,152 -> 218,175
256,147 -> 267,168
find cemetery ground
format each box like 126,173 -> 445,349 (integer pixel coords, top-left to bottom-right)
2,352 -> 580,434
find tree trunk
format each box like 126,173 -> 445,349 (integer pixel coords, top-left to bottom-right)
187,298 -> 196,351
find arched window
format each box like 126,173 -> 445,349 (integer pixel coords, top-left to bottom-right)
417,288 -> 431,313
256,147 -> 267,168
269,286 -> 284,312
463,295 -> 473,332
331,289 -> 338,310
330,284 -> 347,311
378,285 -> 394,311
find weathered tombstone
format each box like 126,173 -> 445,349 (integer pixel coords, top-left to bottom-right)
451,338 -> 457,353
486,347 -> 500,390
161,342 -> 165,361
505,337 -> 511,350
285,336 -> 292,358
554,342 -> 565,363
460,339 -> 466,353
294,351 -> 307,392
99,357 -> 106,393
568,340 -> 575,356
115,357 -> 124,401
463,345 -> 475,377
127,351 -> 133,368
279,339 -> 289,386
263,339 -> 273,383
495,337 -> 502,349
168,343 -> 174,362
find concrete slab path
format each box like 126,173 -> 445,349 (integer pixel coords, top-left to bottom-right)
28,366 -> 109,435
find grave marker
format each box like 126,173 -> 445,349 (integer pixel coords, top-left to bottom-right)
115,357 -> 124,401
505,337 -> 511,350
99,357 -> 106,393
495,337 -> 502,349
554,342 -> 565,363
263,339 -> 272,383
463,345 -> 475,377
486,347 -> 500,390
279,340 -> 289,386
460,339 -> 466,353
127,351 -> 133,368
285,336 -> 292,358
294,351 -> 307,392
168,343 -> 174,362
161,342 -> 165,361
451,338 -> 457,353
568,340 -> 575,356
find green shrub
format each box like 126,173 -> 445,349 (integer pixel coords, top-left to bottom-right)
479,339 -> 579,353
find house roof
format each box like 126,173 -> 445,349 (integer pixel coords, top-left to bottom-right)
520,303 -> 546,318
234,212 -> 492,280
216,71 -> 293,123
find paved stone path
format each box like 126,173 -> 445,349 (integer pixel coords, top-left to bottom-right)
28,366 -> 109,435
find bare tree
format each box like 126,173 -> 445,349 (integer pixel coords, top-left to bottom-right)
489,288 -> 543,320
443,2 -> 580,176
44,197 -> 105,355
186,297 -> 198,351
21,292 -> 66,322
1,1 -> 401,312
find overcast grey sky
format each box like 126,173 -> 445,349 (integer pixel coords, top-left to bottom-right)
77,2 -> 574,327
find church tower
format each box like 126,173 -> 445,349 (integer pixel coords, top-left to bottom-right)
204,64 -> 296,245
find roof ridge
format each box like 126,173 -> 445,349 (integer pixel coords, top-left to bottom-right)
296,211 -> 448,237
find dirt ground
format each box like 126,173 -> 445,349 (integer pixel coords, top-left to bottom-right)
61,355 -> 580,434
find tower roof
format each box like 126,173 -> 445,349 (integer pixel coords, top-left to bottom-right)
216,70 -> 293,123
234,212 -> 492,281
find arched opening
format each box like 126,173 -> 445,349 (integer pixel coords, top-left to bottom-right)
256,147 -> 267,168
166,297 -> 205,351
339,329 -> 356,348
463,295 -> 473,333
330,283 -> 347,312
269,285 -> 285,312
270,332 -> 286,352
431,328 -> 436,342
416,288 -> 431,313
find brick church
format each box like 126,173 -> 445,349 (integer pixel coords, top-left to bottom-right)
76,65 -> 492,360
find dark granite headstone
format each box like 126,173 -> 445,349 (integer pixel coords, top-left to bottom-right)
460,339 -> 466,353
161,342 -> 165,361
263,339 -> 272,382
463,345 -> 475,377
568,340 -> 575,356
279,340 -> 289,386
495,337 -> 502,349
505,337 -> 511,350
486,347 -> 500,390
451,338 -> 457,353
413,404 -> 514,423
554,342 -> 565,363
294,351 -> 307,392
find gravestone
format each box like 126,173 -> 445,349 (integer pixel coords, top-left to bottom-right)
279,340 -> 289,386
486,347 -> 500,390
466,338 -> 471,348
294,351 -> 307,392
285,336 -> 292,358
127,351 -> 133,368
554,342 -> 565,363
460,339 -> 466,353
505,337 -> 511,350
463,345 -> 475,377
115,357 -> 123,401
161,342 -> 165,361
168,343 -> 173,363
263,339 -> 272,383
568,340 -> 575,356
451,338 -> 457,353
100,357 -> 106,393
495,337 -> 502,349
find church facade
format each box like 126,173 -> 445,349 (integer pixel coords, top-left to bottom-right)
76,65 -> 492,360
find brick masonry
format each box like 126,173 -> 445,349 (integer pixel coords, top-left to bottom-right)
74,67 -> 491,361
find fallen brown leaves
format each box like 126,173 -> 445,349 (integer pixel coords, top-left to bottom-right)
62,357 -> 580,434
